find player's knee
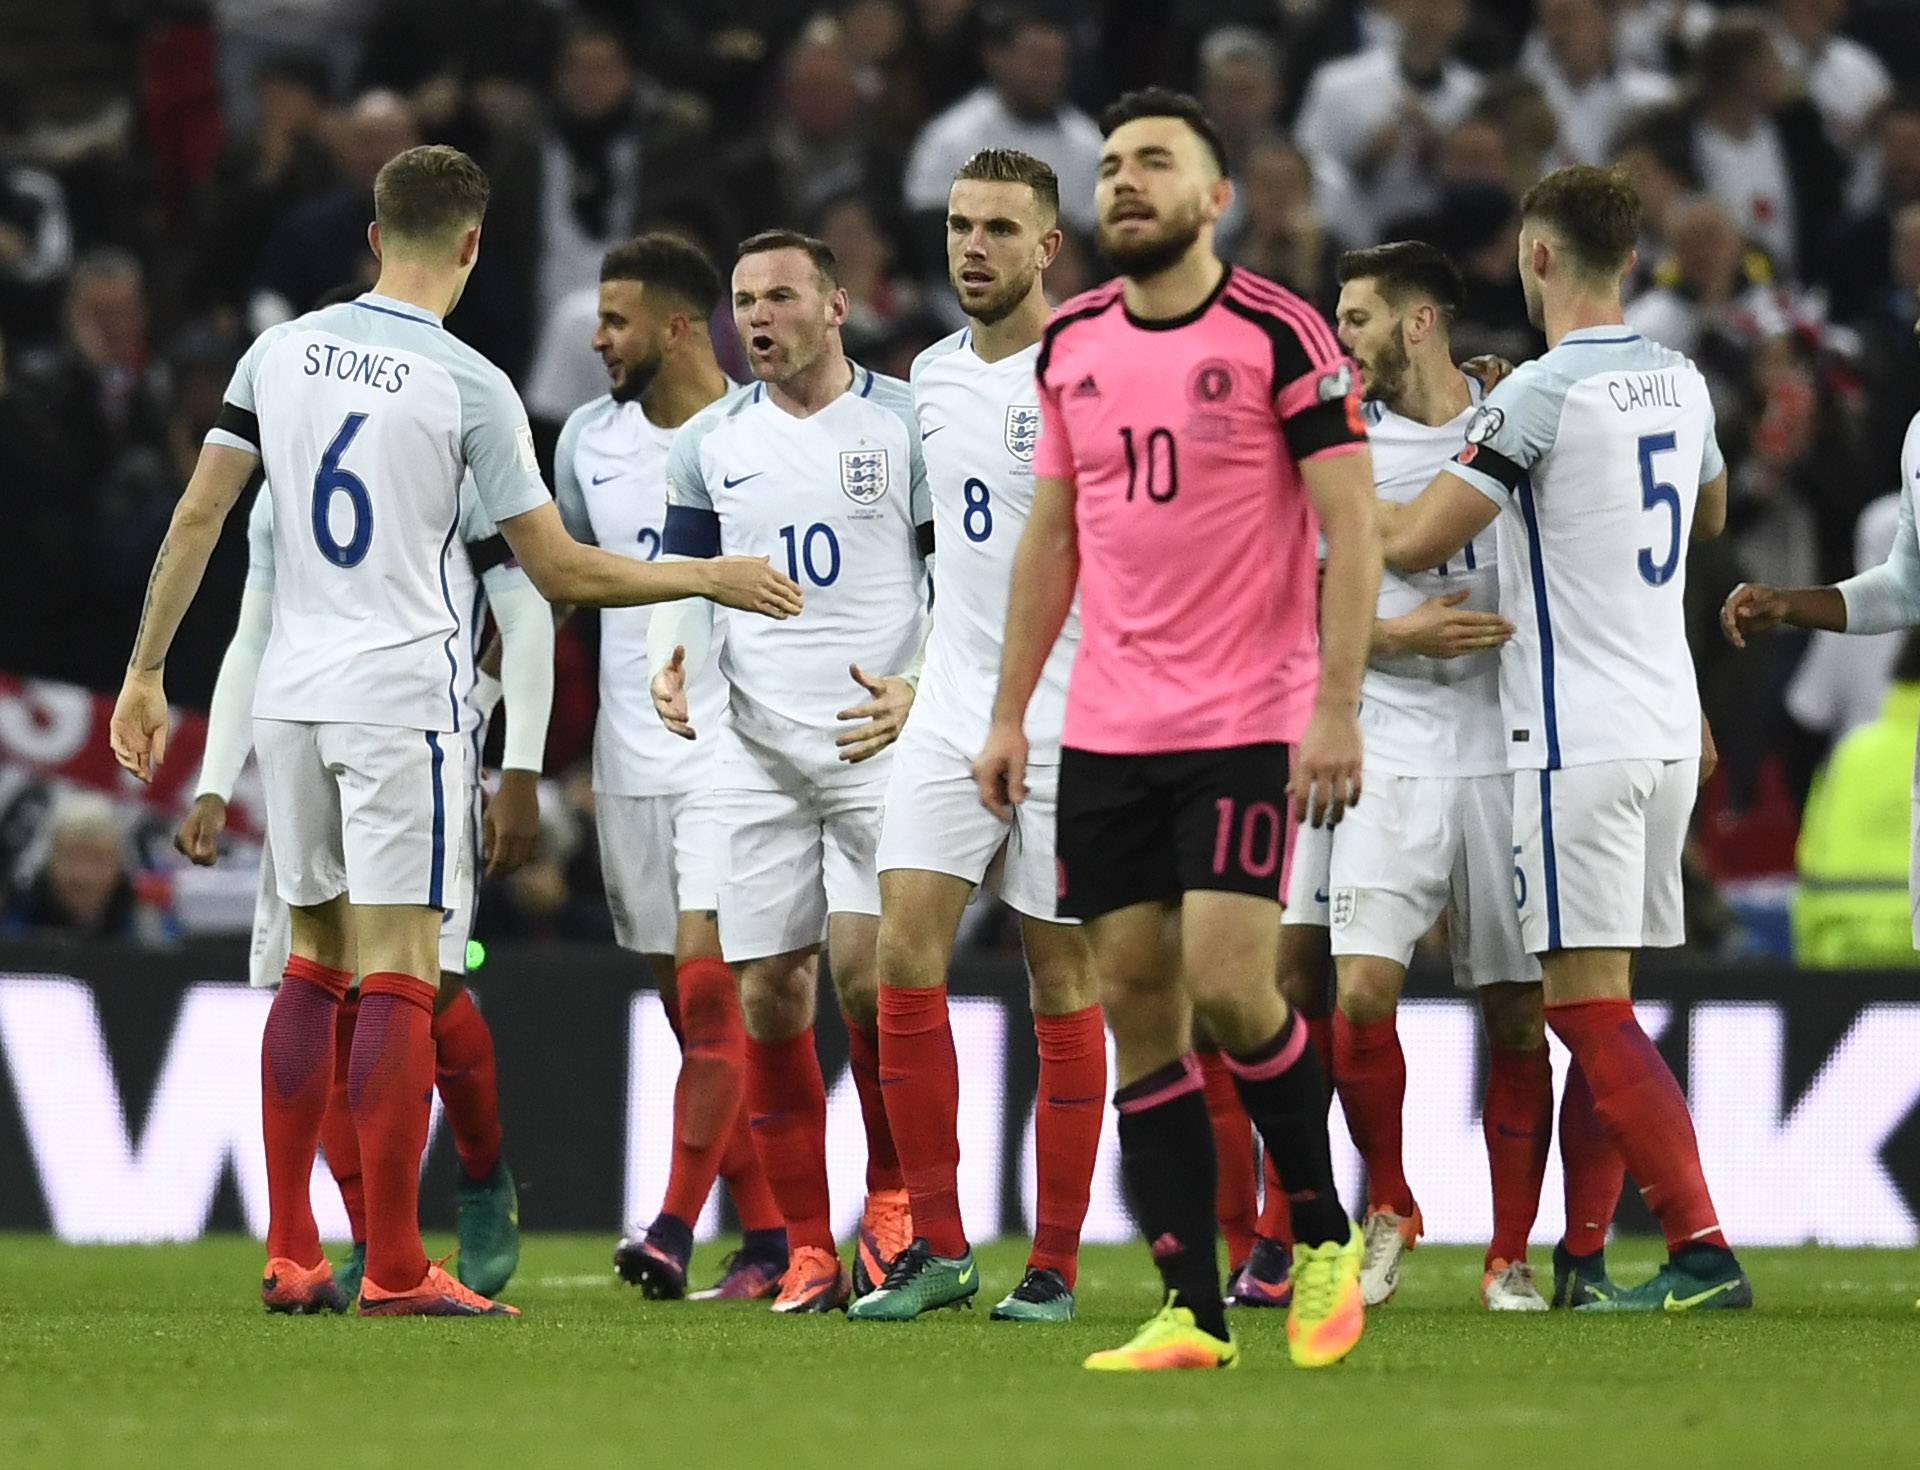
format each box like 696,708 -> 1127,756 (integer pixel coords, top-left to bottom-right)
1335,960 -> 1401,1025
1277,932 -> 1333,1016
1191,983 -> 1285,1055
1026,932 -> 1098,1015
874,919 -> 947,992
1479,982 -> 1545,1052
738,959 -> 813,1042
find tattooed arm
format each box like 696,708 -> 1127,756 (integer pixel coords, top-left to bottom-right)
109,443 -> 260,781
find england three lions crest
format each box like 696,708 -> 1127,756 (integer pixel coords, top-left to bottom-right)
840,448 -> 889,504
1004,404 -> 1041,463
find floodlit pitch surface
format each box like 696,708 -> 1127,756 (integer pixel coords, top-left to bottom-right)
2,1235 -> 1915,1467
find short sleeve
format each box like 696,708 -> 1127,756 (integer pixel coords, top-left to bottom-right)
1699,389 -> 1726,484
662,413 -> 720,557
552,404 -> 597,545
1225,287 -> 1366,464
1440,363 -> 1564,505
1031,375 -> 1073,479
206,326 -> 284,455
244,485 -> 275,593
456,359 -> 551,526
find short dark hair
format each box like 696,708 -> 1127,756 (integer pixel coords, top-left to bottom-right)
983,4 -> 1062,47
735,228 -> 839,288
373,145 -> 490,244
1337,241 -> 1465,320
953,148 -> 1060,222
1520,164 -> 1641,279
1694,11 -> 1776,100
1098,87 -> 1229,176
601,232 -> 723,315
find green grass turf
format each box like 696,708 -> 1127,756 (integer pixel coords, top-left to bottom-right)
1,1234 -> 1916,1468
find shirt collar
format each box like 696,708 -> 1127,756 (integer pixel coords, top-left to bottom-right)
354,292 -> 443,326
1559,325 -> 1640,344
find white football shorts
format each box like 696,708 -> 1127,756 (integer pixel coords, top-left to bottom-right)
253,718 -> 468,912
875,721 -> 1070,923
713,779 -> 886,963
596,789 -> 722,956
1325,771 -> 1537,987
1513,758 -> 1698,953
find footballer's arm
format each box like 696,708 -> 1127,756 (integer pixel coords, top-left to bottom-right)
1296,447 -> 1381,826
976,473 -> 1077,816
498,500 -> 802,617
1377,471 -> 1501,574
111,443 -> 260,780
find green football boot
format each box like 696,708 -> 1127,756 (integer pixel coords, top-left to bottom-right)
1551,1240 -> 1618,1308
455,1160 -> 521,1298
846,1238 -> 978,1321
333,1241 -> 366,1304
1575,1247 -> 1752,1313
990,1266 -> 1076,1323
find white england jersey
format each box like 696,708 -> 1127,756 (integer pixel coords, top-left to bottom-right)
555,394 -> 727,797
910,330 -> 1078,762
243,476 -> 515,749
1837,414 -> 1920,636
664,365 -> 931,790
1362,383 -> 1504,778
1443,327 -> 1725,769
207,292 -> 549,731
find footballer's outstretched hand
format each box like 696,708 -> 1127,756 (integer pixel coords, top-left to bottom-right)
836,663 -> 914,764
704,556 -> 804,618
651,645 -> 695,739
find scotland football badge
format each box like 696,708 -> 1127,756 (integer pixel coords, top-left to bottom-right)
1004,403 -> 1041,463
840,448 -> 889,504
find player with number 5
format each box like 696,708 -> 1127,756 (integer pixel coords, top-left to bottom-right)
647,229 -> 934,1315
1376,164 -> 1750,1314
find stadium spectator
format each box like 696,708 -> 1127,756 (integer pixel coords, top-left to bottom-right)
1520,0 -> 1676,167
1293,0 -> 1485,241
1197,26 -> 1285,176
3,791 -> 137,940
902,7 -> 1103,236
1222,136 -> 1341,311
1769,0 -> 1892,154
189,51 -> 336,320
1612,107 -> 1698,291
1683,10 -> 1842,284
1786,493 -> 1905,751
1625,193 -> 1791,360
1279,0 -> 1407,125
0,327 -> 82,685
249,88 -> 417,329
812,192 -> 919,358
208,0 -> 372,133
719,20 -> 898,249
1792,631 -> 1920,969
1611,0 -> 1717,73
1825,96 -> 1920,326
1850,201 -> 1920,486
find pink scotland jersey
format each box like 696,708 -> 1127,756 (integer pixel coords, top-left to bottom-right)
1033,265 -> 1366,756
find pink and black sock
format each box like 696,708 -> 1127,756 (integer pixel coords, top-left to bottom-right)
1114,1054 -> 1227,1341
1225,1009 -> 1349,1247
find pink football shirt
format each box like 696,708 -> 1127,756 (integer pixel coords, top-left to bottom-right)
1033,266 -> 1365,755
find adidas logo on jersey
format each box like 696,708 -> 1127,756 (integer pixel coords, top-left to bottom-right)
1071,374 -> 1101,398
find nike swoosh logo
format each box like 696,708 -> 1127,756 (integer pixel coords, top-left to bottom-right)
723,471 -> 764,487
1046,1094 -> 1103,1107
590,472 -> 619,485
921,425 -> 945,440
957,1262 -> 975,1285
1495,1124 -> 1539,1139
1664,1279 -> 1740,1310
1313,888 -> 1329,903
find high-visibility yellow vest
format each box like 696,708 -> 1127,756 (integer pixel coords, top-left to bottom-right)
1793,682 -> 1920,968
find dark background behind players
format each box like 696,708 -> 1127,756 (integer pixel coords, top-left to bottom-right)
1,0 -> 1917,951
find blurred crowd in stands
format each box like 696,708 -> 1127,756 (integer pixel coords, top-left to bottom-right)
4,0 -> 1920,961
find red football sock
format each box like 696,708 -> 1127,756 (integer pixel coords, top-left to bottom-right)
349,972 -> 437,1290
844,1011 -> 905,1195
318,995 -> 365,1243
1256,1154 -> 1294,1246
1333,1011 -> 1414,1216
1559,1056 -> 1627,1256
876,984 -> 965,1255
432,988 -> 500,1183
1197,1049 -> 1257,1267
1546,999 -> 1726,1251
745,1027 -> 834,1254
1305,1015 -> 1334,1079
1030,1003 -> 1104,1288
658,957 -> 747,1227
1482,1045 -> 1552,1268
261,955 -> 351,1266
718,1106 -> 784,1233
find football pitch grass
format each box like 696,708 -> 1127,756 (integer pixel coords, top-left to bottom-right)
3,1234 -> 1916,1468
